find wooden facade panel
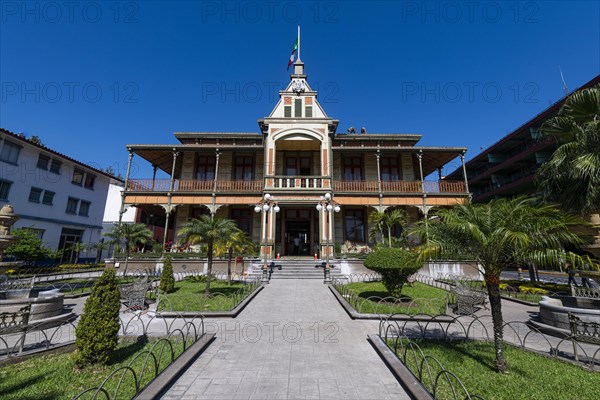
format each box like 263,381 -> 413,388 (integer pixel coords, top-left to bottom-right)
181,152 -> 195,180
402,153 -> 415,180
218,152 -> 233,180
332,153 -> 342,180
216,196 -> 261,204
364,153 -> 378,180
382,197 -> 422,206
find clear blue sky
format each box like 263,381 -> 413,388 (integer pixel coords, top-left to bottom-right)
1,1 -> 599,178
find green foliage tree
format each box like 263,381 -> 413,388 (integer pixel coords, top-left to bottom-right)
178,216 -> 237,297
215,228 -> 255,286
411,197 -> 597,373
104,223 -> 152,275
159,255 -> 175,293
4,228 -> 58,262
368,208 -> 409,247
363,247 -> 421,297
537,84 -> 600,214
73,267 -> 121,367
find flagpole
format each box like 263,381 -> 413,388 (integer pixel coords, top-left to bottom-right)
297,25 -> 301,61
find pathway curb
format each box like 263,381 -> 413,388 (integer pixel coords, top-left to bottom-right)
134,333 -> 216,399
368,334 -> 433,400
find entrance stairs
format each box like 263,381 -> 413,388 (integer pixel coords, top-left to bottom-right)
249,258 -> 343,280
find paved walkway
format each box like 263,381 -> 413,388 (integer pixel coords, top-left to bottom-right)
160,280 -> 410,400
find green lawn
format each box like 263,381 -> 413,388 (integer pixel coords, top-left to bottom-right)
394,340 -> 600,400
152,277 -> 258,312
0,338 -> 191,400
342,281 -> 447,315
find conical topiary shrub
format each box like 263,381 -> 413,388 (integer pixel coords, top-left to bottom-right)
73,267 -> 121,368
159,255 -> 175,294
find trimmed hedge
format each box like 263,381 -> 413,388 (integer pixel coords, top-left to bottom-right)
159,255 -> 175,294
363,248 -> 421,298
73,267 -> 121,367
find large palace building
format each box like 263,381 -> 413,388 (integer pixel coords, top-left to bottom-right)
121,59 -> 470,258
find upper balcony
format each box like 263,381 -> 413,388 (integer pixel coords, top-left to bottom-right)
125,177 -> 467,196
126,179 -> 263,193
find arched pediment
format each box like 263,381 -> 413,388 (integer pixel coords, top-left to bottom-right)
271,128 -> 324,143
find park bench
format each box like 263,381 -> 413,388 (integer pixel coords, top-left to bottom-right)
0,305 -> 30,353
118,276 -> 152,311
568,312 -> 600,361
450,283 -> 488,315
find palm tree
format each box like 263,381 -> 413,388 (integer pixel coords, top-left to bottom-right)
104,223 -> 152,275
178,216 -> 237,297
91,241 -> 109,263
368,210 -> 386,245
71,242 -> 87,264
412,197 -> 596,373
215,228 -> 255,286
368,208 -> 409,247
537,84 -> 600,215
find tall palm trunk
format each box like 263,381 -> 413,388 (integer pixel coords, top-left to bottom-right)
387,226 -> 392,247
485,272 -> 507,373
205,243 -> 213,297
227,248 -> 233,286
123,249 -> 130,276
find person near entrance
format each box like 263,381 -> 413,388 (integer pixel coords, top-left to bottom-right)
293,236 -> 301,255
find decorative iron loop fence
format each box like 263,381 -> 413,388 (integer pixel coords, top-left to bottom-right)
73,313 -> 206,400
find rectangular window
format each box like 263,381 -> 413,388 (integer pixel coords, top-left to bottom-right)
284,106 -> 292,118
29,187 -> 43,203
79,200 -> 91,217
84,173 -> 96,189
381,156 -> 401,181
230,207 -> 252,235
49,159 -> 62,174
42,190 -> 55,205
0,141 -> 21,164
0,179 -> 12,200
344,209 -> 366,243
196,155 -> 216,180
66,197 -> 79,214
343,156 -> 363,181
233,156 -> 254,180
72,168 -> 84,185
294,99 -> 302,117
37,154 -> 50,170
305,106 -> 313,118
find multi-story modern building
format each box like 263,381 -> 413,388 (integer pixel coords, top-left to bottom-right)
446,75 -> 600,203
121,59 -> 471,259
445,75 -> 600,257
0,128 -> 118,263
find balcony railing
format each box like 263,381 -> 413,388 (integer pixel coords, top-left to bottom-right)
335,180 -> 467,194
126,179 -> 263,193
269,176 -> 330,190
126,178 -> 467,195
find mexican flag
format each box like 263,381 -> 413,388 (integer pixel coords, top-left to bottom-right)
287,37 -> 298,70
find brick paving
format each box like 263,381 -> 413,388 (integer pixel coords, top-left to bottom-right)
160,279 -> 410,400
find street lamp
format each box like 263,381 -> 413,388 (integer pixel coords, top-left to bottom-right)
254,193 -> 280,283
316,193 -> 340,283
